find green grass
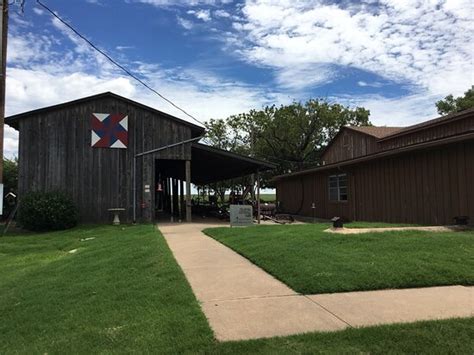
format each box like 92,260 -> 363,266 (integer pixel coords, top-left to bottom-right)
192,193 -> 276,202
1,225 -> 473,354
204,223 -> 474,294
0,225 -> 214,353
217,319 -> 474,354
258,193 -> 276,202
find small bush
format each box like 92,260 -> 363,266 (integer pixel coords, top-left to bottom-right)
18,191 -> 78,232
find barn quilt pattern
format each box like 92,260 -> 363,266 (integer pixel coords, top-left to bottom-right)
91,113 -> 128,148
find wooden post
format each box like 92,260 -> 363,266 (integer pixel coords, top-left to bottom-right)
172,178 -> 178,217
179,179 -> 184,221
256,171 -> 261,224
169,178 -> 174,222
250,173 -> 255,201
0,1 -> 8,189
185,160 -> 192,222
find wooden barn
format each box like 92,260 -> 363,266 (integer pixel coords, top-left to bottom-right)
6,92 -> 274,223
275,108 -> 474,225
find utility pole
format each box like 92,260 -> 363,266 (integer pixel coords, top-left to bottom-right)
0,0 -> 8,215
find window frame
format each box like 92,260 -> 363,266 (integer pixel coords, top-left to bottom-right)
328,173 -> 348,202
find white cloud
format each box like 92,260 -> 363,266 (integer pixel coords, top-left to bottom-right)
116,45 -> 135,51
187,9 -> 212,21
132,0 -> 231,7
7,33 -> 53,63
194,9 -> 212,21
10,13 -> 31,28
214,9 -> 230,18
339,91 -> 441,127
5,29 -> 286,158
6,0 -> 472,160
33,7 -> 45,15
176,16 -> 194,30
357,81 -> 384,88
230,0 -> 473,97
274,64 -> 335,90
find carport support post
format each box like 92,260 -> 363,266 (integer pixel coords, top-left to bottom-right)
179,180 -> 184,221
185,160 -> 192,222
256,171 -> 261,224
170,178 -> 174,222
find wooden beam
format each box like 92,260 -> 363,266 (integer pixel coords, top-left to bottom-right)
185,160 -> 192,222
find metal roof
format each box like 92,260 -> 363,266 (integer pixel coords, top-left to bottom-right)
155,143 -> 276,185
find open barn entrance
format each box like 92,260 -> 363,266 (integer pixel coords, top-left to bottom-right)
153,143 -> 276,223
154,159 -> 187,222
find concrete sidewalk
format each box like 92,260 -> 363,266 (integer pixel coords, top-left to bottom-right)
159,223 -> 474,341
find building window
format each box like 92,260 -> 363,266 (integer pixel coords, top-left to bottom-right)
328,174 -> 348,202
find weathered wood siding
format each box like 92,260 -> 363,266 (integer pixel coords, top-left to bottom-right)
18,96 -> 193,223
322,129 -> 378,164
277,140 -> 474,225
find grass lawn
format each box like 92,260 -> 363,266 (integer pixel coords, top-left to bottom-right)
204,223 -> 474,294
193,193 -> 276,202
1,225 -> 473,354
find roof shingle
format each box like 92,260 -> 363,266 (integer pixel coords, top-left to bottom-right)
346,126 -> 402,138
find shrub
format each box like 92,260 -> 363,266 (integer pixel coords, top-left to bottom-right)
17,191 -> 78,232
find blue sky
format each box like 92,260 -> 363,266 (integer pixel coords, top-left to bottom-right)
5,0 -> 473,157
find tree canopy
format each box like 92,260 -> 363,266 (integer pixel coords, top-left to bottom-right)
2,157 -> 18,219
436,87 -> 474,115
204,99 -> 370,189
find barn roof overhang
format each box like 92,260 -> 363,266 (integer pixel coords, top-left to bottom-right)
156,143 -> 276,185
273,131 -> 474,182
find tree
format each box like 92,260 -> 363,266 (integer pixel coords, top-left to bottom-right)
251,100 -> 370,176
202,117 -> 251,203
436,88 -> 474,115
2,157 -> 18,218
204,99 -> 370,190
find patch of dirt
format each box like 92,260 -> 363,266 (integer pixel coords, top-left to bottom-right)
324,225 -> 471,234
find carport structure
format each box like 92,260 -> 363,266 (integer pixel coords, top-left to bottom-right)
151,142 -> 276,223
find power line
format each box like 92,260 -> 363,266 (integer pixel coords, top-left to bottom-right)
35,0 -> 205,127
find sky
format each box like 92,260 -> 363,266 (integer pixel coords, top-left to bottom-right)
5,0 -> 473,158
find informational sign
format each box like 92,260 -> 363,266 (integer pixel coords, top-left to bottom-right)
230,205 -> 253,227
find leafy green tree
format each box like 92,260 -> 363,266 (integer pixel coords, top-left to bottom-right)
436,88 -> 474,115
203,117 -> 251,202
3,158 -> 18,194
250,100 -> 370,176
204,99 -> 370,190
2,158 -> 18,218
